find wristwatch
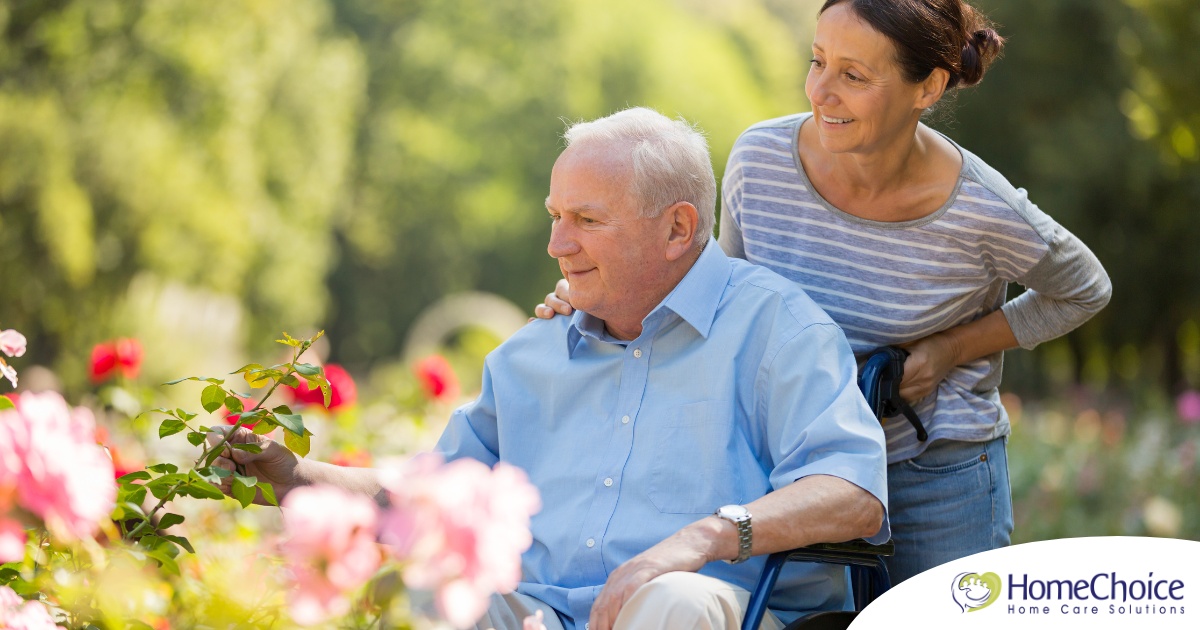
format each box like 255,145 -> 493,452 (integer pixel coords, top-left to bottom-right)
714,504 -> 753,564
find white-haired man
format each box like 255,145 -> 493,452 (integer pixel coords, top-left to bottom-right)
217,107 -> 889,630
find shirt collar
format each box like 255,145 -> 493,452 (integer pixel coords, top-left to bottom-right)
566,237 -> 731,356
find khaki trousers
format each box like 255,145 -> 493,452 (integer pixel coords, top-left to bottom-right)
474,571 -> 785,630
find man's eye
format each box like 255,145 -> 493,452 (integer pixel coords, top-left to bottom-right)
845,72 -> 862,82
581,217 -> 596,224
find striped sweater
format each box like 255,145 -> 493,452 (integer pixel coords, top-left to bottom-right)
719,112 -> 1111,463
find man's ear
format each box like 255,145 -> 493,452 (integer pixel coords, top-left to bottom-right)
915,67 -> 949,110
663,201 -> 700,262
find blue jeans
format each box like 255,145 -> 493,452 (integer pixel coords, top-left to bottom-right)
884,437 -> 1013,584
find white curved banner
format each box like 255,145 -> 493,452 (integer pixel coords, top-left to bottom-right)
852,537 -> 1200,629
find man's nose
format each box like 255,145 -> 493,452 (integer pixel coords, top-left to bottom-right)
547,220 -> 579,259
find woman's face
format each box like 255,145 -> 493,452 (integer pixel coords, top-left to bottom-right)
805,3 -> 930,155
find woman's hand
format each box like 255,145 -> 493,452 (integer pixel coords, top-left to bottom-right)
896,332 -> 962,403
532,278 -> 573,319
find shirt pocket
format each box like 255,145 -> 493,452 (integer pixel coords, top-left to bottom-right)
644,400 -> 745,514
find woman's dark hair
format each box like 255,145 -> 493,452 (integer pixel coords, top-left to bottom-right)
819,0 -> 1004,90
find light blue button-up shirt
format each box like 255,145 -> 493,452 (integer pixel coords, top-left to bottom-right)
436,238 -> 888,628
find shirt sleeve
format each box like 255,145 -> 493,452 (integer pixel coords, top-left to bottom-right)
1000,194 -> 1113,350
434,358 -> 501,467
760,322 -> 890,543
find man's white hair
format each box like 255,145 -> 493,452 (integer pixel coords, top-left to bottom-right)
563,107 -> 716,247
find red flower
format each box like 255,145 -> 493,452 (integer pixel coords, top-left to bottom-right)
90,338 -> 143,384
414,355 -> 459,402
331,448 -> 373,468
90,344 -> 118,384
286,364 -> 357,411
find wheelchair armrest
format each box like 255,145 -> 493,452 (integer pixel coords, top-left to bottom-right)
741,540 -> 894,630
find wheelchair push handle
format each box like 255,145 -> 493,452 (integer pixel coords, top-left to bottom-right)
857,346 -> 928,442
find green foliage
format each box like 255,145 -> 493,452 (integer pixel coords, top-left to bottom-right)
0,0 -> 364,389
325,0 -> 807,364
117,330 -> 325,559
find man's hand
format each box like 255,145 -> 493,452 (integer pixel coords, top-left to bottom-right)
208,425 -> 303,504
589,517 -> 729,630
533,279 -> 574,319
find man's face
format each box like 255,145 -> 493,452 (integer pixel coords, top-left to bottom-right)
545,144 -> 672,337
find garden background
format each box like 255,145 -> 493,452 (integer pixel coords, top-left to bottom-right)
2,0 -> 1200,583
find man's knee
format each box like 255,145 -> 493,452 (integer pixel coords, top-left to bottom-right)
615,572 -> 744,629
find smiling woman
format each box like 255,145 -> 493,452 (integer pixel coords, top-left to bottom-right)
715,0 -> 1111,584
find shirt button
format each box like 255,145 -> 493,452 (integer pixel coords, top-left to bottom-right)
604,477 -> 613,487
633,348 -> 642,358
586,538 -> 595,548
621,415 -> 630,424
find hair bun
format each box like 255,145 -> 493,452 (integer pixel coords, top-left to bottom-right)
959,27 -> 1004,87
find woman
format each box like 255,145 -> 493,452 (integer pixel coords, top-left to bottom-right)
537,0 -> 1111,584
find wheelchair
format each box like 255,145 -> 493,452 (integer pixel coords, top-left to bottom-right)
741,347 -> 923,630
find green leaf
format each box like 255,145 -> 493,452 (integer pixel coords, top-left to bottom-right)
147,463 -> 179,475
274,412 -> 305,436
0,398 -> 11,412
187,431 -> 207,446
271,404 -> 293,415
276,332 -> 303,347
257,481 -> 278,507
161,534 -> 195,554
186,471 -> 227,500
244,370 -> 274,388
157,513 -> 185,530
252,422 -> 275,435
118,485 -> 148,507
320,380 -> 332,407
117,470 -> 152,483
230,442 -> 262,453
232,363 -> 264,375
158,419 -> 187,439
279,373 -> 300,388
284,429 -> 311,457
233,474 -> 257,489
0,567 -> 21,584
177,408 -> 197,421
232,481 -> 256,509
224,396 -> 244,413
114,501 -> 147,521
201,384 -> 226,413
292,363 -> 320,377
145,474 -> 186,500
144,548 -> 180,575
162,376 -> 197,386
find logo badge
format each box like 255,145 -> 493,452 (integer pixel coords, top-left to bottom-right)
953,571 -> 1001,612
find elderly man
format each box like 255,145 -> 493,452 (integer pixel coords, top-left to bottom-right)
217,107 -> 888,630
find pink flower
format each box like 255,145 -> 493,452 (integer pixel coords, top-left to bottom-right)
378,454 -> 541,629
0,330 -> 26,359
414,356 -> 460,403
281,485 -> 381,626
0,392 -> 116,543
0,360 -> 15,389
0,518 -> 25,563
523,610 -> 548,630
0,584 -> 64,629
286,364 -> 357,411
1177,390 -> 1200,425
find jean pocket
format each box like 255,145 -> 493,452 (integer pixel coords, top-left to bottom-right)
644,401 -> 744,514
900,440 -> 989,475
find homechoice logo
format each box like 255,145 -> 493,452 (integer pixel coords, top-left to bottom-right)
953,571 -> 1187,617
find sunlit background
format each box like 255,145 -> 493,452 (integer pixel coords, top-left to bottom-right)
2,0 -> 1199,542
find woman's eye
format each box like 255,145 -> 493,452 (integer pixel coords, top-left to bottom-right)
809,58 -> 824,69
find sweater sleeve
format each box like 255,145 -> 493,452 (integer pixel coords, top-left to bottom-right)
717,138 -> 748,260
1000,198 -> 1113,350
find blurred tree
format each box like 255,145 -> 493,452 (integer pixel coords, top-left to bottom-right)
325,0 -> 806,366
932,0 -> 1200,394
0,0 -> 364,389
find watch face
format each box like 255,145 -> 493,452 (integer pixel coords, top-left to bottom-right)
718,505 -> 750,521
